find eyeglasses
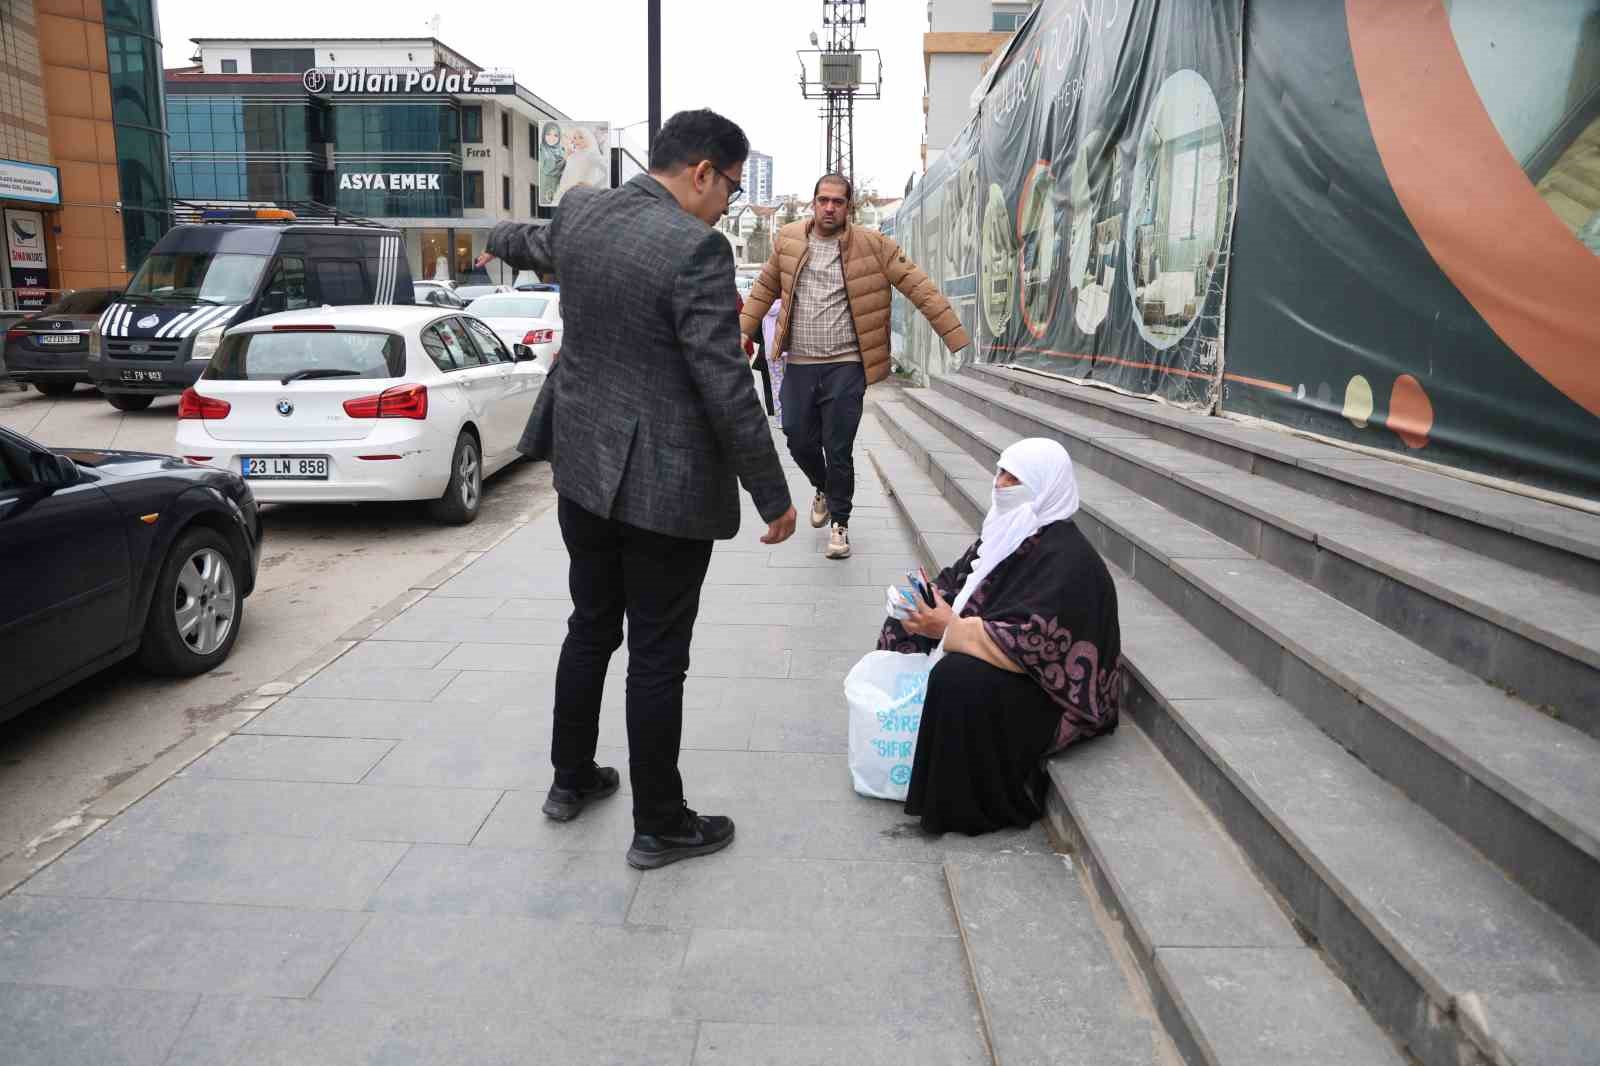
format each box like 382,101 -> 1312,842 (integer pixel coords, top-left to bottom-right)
711,167 -> 744,205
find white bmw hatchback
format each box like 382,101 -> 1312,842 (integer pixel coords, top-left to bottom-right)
466,292 -> 563,369
173,305 -> 544,523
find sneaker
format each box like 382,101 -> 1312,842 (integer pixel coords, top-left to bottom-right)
541,765 -> 621,821
825,522 -> 851,559
809,490 -> 830,528
626,810 -> 736,870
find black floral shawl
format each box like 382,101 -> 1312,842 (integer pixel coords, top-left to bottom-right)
877,519 -> 1122,753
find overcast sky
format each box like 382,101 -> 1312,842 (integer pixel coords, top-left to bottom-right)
156,0 -> 929,201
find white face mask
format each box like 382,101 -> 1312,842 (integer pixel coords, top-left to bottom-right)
992,483 -> 1034,514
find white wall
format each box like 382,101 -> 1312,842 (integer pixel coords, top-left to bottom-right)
929,0 -> 993,32
1448,0 -> 1600,166
928,52 -> 987,152
197,40 -> 439,74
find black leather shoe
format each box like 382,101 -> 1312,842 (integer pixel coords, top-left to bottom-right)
626,811 -> 735,869
541,766 -> 620,821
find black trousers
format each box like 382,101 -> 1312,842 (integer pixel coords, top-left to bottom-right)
779,360 -> 866,527
551,495 -> 715,834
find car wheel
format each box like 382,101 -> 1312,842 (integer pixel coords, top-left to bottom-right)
106,393 -> 154,411
138,527 -> 244,677
428,431 -> 482,524
36,380 -> 76,397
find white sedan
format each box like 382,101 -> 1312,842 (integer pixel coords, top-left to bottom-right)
466,292 -> 563,368
174,305 -> 544,523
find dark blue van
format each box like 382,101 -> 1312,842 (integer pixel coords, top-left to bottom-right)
88,218 -> 412,410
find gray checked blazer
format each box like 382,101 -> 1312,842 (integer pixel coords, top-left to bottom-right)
487,175 -> 791,542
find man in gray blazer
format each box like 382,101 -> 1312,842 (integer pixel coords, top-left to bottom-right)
482,109 -> 796,870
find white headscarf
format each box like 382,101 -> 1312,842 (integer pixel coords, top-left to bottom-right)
949,438 -> 1080,616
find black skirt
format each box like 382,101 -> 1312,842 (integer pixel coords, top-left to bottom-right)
904,652 -> 1062,835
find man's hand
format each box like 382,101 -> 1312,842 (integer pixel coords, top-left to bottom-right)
473,251 -> 493,269
762,506 -> 798,544
902,584 -> 957,641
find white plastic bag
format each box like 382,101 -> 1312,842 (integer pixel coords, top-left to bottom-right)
845,650 -> 932,800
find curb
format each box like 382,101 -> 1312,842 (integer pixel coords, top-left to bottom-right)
0,498 -> 549,898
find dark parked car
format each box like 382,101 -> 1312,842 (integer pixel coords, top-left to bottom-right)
2,288 -> 121,396
0,425 -> 263,724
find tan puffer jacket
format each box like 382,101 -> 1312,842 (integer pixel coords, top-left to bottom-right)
739,220 -> 970,385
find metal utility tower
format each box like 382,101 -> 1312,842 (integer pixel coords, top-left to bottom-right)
798,1 -> 882,185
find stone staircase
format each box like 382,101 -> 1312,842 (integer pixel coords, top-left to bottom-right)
869,366 -> 1600,1066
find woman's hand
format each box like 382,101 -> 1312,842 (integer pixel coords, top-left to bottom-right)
901,584 -> 956,641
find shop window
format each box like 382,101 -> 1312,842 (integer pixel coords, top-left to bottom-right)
220,59 -> 237,74
461,105 -> 482,144
502,175 -> 511,210
250,48 -> 314,74
453,232 -> 474,276
465,171 -> 484,209
421,230 -> 451,282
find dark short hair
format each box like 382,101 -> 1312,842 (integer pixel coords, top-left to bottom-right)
813,173 -> 853,202
649,109 -> 749,174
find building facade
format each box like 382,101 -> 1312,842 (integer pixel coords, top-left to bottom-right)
922,0 -> 1031,170
741,149 -> 774,205
167,38 -> 572,284
0,0 -> 171,307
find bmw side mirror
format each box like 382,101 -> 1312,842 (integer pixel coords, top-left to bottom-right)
513,343 -> 536,362
31,450 -> 78,488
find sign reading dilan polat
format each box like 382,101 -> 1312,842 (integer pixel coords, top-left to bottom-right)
302,67 -> 514,96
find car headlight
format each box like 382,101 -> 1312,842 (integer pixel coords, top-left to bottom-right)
190,325 -> 224,363
87,327 -> 101,360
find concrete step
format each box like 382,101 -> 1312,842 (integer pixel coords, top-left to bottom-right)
961,363 -> 1600,595
913,376 -> 1600,741
944,854 -> 1161,1066
876,396 -> 1600,947
870,422 -> 1600,1066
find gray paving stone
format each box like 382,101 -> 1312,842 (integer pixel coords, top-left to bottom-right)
628,856 -> 956,936
698,583 -> 885,607
471,788 -> 639,851
693,1022 -> 989,1066
490,597 -> 578,621
1472,989 -> 1600,1066
436,669 -> 562,704
788,647 -> 866,680
946,853 -> 1157,1066
19,824 -> 406,911
747,698 -> 847,753
293,665 -> 457,701
117,777 -> 503,844
164,996 -> 699,1066
316,912 -> 687,1017
434,641 -> 567,670
375,616 -> 569,645
365,845 -> 637,923
394,595 -> 505,619
0,982 -> 198,1066
362,736 -> 627,790
677,750 -> 847,803
334,640 -> 457,669
1156,948 -> 1407,1066
242,697 -> 508,739
673,928 -> 978,1027
183,735 -> 395,783
0,895 -> 367,997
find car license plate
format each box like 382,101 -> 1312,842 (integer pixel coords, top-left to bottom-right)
241,456 -> 330,480
38,334 -> 80,346
119,369 -> 163,382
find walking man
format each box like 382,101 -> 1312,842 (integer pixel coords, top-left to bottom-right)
740,173 -> 969,559
480,109 -> 796,869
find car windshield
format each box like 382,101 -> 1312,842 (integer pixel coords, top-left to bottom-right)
41,289 -> 117,315
126,253 -> 267,305
468,296 -> 550,319
454,285 -> 501,300
205,330 -> 405,381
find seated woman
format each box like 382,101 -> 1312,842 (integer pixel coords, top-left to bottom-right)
878,438 -> 1121,835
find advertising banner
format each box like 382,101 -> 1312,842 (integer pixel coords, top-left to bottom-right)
0,159 -> 61,206
5,208 -> 49,310
538,121 -> 613,208
894,0 -> 1244,409
1223,0 -> 1600,498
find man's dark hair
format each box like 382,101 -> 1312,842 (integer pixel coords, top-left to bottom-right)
813,173 -> 853,202
649,109 -> 749,174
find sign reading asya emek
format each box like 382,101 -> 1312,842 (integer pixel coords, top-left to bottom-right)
338,173 -> 443,191
302,67 -> 513,96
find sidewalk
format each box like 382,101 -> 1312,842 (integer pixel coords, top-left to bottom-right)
0,407 -> 1097,1065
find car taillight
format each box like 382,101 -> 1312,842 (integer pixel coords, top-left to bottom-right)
522,329 -> 555,345
5,328 -> 26,341
177,388 -> 231,419
343,383 -> 428,420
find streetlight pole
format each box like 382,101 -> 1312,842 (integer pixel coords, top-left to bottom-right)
648,0 -> 661,153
